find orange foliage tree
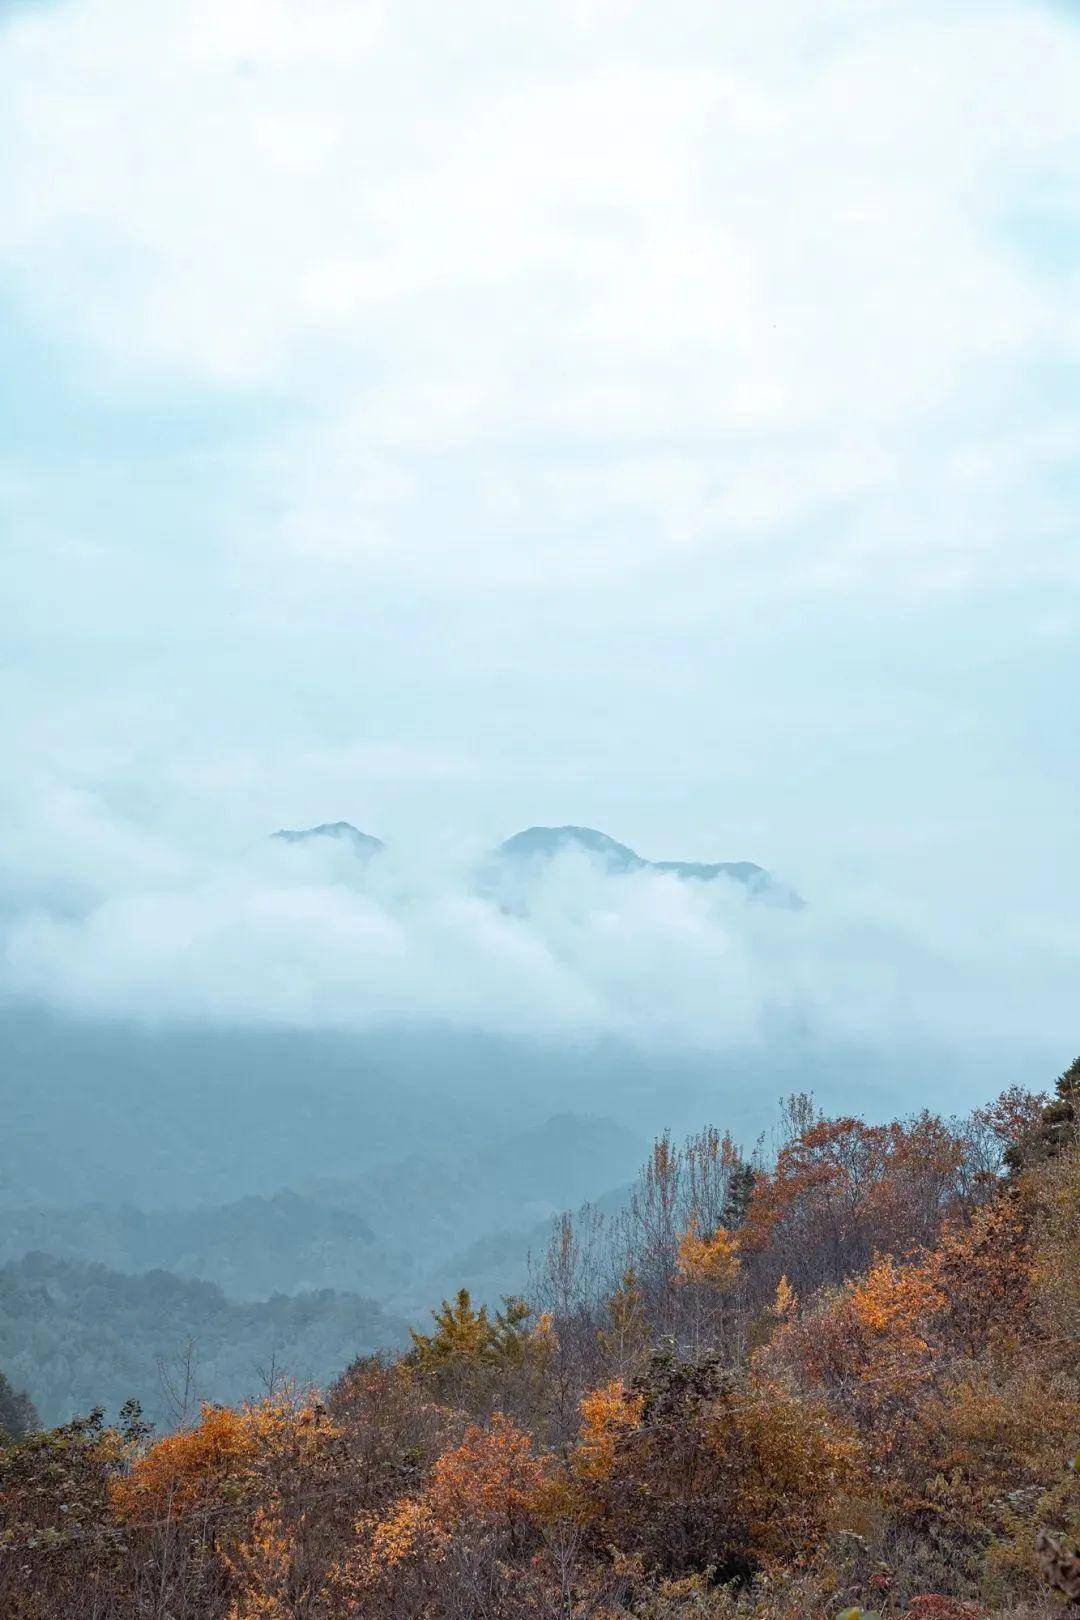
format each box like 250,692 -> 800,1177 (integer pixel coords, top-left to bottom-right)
561,1346 -> 861,1580
110,1401 -> 257,1524
740,1106 -> 973,1294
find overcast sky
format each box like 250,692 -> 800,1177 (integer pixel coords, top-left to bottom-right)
2,0 -> 1079,1055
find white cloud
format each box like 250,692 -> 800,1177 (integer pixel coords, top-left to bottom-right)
2,0 -> 1080,1030
2,797 -> 1078,1057
2,0 -> 1078,602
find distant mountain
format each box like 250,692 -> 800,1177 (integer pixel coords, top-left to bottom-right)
299,1110 -> 648,1311
0,1192 -> 397,1303
0,1253 -> 407,1428
499,826 -> 646,872
2,1010 -> 739,1213
267,819 -> 799,903
0,1112 -> 645,1314
496,825 -> 801,904
272,821 -> 384,856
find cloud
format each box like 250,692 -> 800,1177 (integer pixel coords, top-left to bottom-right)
1,0 -> 1079,1073
2,798 -> 1077,1062
2,0 -> 1079,604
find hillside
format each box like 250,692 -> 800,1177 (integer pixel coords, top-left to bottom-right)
0,1193 -> 397,1302
1,1061 -> 1076,1620
0,1253 -> 408,1428
0,1112 -> 645,1311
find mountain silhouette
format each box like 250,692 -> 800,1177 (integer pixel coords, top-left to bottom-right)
272,821 -> 385,856
270,820 -> 800,904
496,825 -> 801,904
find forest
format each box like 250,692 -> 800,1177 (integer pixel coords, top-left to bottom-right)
0,1058 -> 1076,1620
0,1256 -> 407,1428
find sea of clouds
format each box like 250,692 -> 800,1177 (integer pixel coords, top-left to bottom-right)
2,782 -> 1075,1070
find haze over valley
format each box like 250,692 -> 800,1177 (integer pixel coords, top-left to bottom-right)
1,815 -> 1069,1424
1,25 -> 1078,1619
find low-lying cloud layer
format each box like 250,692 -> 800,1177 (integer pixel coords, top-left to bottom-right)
2,795 -> 1076,1066
1,0 -> 1078,1100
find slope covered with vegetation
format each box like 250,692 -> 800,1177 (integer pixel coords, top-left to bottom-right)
0,1258 -> 408,1428
1,1061 -> 1077,1619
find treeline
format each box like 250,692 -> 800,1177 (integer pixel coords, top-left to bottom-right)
0,1113 -> 645,1318
1,1061 -> 1077,1619
0,1258 -> 407,1428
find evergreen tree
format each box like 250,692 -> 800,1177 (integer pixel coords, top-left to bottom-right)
1007,1055 -> 1079,1172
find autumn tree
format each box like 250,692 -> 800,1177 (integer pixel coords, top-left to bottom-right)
409,1289 -> 544,1378
327,1355 -> 456,1514
564,1345 -> 861,1581
338,1413 -> 549,1615
0,1409 -> 132,1620
676,1218 -> 741,1292
739,1104 -> 976,1296
1030,1140 -> 1080,1346
597,1267 -> 650,1378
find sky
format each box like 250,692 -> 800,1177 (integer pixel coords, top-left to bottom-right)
1,0 -> 1079,1065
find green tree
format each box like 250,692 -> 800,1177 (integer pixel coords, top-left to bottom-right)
410,1288 -> 495,1373
1007,1055 -> 1079,1172
409,1289 -> 544,1382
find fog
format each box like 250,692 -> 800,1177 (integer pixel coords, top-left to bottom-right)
1,804 -> 1073,1109
2,0 -> 1078,1424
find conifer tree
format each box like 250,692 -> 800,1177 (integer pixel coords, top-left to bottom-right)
1007,1055 -> 1079,1171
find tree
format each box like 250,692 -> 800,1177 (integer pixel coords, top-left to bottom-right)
409,1288 -> 550,1383
0,1409 -> 131,1619
597,1268 -> 650,1376
740,1107 -> 972,1294
1007,1056 -> 1079,1172
0,1369 -> 37,1443
565,1345 -> 860,1581
410,1289 -> 495,1373
676,1216 -> 741,1291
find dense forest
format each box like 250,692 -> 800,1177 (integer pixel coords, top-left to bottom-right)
0,1109 -> 647,1319
0,1257 -> 407,1428
1,1059 -> 1077,1619
0,1110 -> 654,1429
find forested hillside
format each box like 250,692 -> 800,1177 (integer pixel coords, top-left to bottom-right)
0,1256 -> 408,1428
1,1060 -> 1076,1619
0,1108 -> 647,1329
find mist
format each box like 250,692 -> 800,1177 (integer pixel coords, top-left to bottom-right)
2,0 -> 1078,1435
1,800 -> 1072,1058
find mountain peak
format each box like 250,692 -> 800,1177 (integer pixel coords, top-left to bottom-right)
496,825 -> 801,904
272,822 -> 384,857
497,826 -> 645,872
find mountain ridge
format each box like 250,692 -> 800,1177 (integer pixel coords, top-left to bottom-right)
495,825 -> 802,904
272,820 -> 799,902
272,822 -> 385,856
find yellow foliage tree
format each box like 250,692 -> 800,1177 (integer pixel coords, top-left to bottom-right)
409,1289 -> 494,1372
343,1412 -> 548,1602
598,1268 -> 650,1374
772,1275 -> 796,1319
409,1289 -> 551,1379
676,1215 -> 741,1292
